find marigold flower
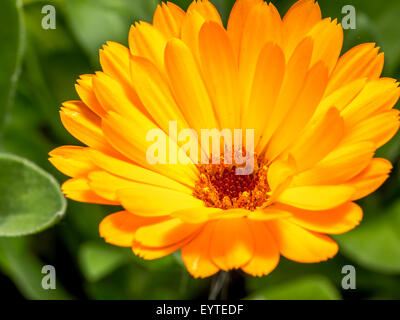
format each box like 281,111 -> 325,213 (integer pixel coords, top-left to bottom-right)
49,0 -> 400,278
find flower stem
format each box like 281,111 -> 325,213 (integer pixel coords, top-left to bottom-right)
208,271 -> 230,300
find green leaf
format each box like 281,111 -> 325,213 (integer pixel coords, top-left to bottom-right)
335,201 -> 400,274
0,237 -> 71,299
78,241 -> 130,282
0,0 -> 25,139
247,275 -> 341,300
0,153 -> 66,236
65,0 -> 159,65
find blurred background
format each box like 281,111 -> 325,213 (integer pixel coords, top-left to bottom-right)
0,0 -> 400,300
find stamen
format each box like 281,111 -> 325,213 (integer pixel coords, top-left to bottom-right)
194,154 -> 270,211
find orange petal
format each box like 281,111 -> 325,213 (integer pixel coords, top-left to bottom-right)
134,218 -> 203,248
92,71 -> 147,121
267,219 -> 338,263
153,1 -> 185,38
241,221 -> 279,277
288,107 -> 344,171
348,158 -> 392,200
327,43 -> 384,95
307,18 -> 343,73
266,61 -> 328,161
292,141 -> 375,186
341,78 -> 400,128
181,222 -> 219,278
130,55 -> 188,133
99,42 -> 145,113
244,42 -> 285,147
284,202 -> 363,234
210,218 -> 254,271
239,2 -> 282,110
282,0 -> 321,57
187,0 -> 222,25
99,211 -> 165,247
132,241 -> 187,260
258,37 -> 314,153
315,78 -> 367,119
199,21 -> 240,129
227,0 -> 263,58
342,109 -> 400,148
129,21 -> 167,72
164,38 -> 218,131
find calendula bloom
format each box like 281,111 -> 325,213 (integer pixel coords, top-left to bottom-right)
49,0 -> 400,278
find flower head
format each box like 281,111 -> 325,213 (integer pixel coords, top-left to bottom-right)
50,0 -> 400,277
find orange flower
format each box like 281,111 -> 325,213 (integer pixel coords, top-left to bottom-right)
49,0 -> 400,278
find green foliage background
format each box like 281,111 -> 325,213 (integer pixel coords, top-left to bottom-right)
0,0 -> 400,300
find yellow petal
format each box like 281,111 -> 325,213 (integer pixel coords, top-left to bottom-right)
49,146 -> 95,178
276,185 -> 355,210
60,101 -> 110,151
117,186 -> 204,216
87,149 -> 192,194
267,158 -> 296,191
248,208 -> 292,221
89,170 -> 192,203
75,75 -> 106,117
61,177 -> 118,205
101,111 -> 198,186
170,207 -> 223,224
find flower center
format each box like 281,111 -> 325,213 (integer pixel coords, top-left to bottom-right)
193,154 -> 270,211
